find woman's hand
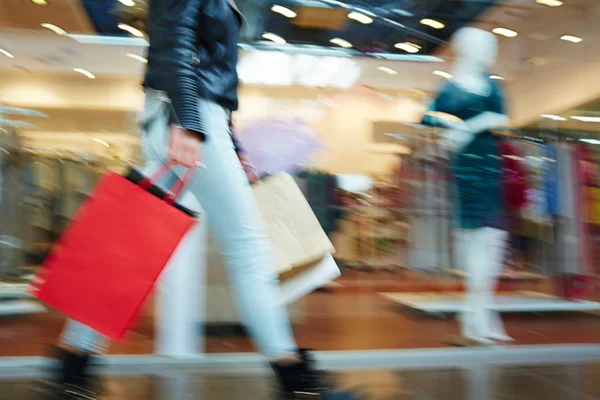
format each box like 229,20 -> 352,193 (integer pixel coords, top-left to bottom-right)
238,155 -> 259,184
168,125 -> 205,168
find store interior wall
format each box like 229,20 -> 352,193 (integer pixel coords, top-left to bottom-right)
1,74 -> 416,175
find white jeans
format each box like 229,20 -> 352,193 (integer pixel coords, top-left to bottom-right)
61,89 -> 297,357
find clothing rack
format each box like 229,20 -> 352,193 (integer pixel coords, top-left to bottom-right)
380,128 -> 600,317
0,125 -> 47,316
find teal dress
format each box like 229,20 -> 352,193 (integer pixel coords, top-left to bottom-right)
422,77 -> 506,230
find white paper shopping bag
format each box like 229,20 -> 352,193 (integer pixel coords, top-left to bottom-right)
279,253 -> 340,304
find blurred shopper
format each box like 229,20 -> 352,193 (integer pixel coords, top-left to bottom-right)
35,1 -> 357,400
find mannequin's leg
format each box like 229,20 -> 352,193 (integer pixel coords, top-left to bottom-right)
460,229 -> 493,344
480,228 -> 512,341
460,227 -> 509,344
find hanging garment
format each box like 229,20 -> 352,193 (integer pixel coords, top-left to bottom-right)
555,144 -> 580,275
408,141 -> 453,272
544,144 -> 560,216
497,141 -> 528,212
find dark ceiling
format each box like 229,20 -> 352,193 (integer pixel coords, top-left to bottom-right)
80,0 -> 498,55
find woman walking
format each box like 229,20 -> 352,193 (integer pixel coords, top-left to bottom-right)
36,0 -> 358,399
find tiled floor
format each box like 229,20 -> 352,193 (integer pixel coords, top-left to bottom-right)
4,363 -> 600,399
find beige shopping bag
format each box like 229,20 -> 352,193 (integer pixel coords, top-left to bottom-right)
252,173 -> 335,274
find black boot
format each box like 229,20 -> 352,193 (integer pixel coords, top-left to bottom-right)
32,348 -> 98,400
271,349 -> 362,399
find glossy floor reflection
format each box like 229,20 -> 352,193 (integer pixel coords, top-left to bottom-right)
3,364 -> 600,399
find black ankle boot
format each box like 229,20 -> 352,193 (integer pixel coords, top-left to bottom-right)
32,348 -> 98,399
271,349 -> 361,399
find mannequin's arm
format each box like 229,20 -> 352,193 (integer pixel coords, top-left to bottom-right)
439,112 -> 510,154
459,112 -> 510,135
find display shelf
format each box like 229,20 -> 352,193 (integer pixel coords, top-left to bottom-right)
444,269 -> 545,282
0,300 -> 45,316
380,291 -> 600,313
0,283 -> 34,299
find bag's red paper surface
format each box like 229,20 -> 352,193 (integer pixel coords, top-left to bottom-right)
30,171 -> 196,341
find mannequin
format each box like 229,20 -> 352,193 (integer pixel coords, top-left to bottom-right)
422,27 -> 512,345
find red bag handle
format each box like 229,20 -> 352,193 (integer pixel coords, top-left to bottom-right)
138,161 -> 196,205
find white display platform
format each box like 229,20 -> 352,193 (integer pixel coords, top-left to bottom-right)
380,291 -> 600,313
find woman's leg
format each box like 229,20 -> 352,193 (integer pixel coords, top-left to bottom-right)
184,99 -> 297,358
60,320 -> 108,355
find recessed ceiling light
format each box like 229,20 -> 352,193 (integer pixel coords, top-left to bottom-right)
30,0 -> 47,5
118,23 -> 144,37
118,0 -> 136,6
126,53 -> 148,63
377,66 -> 397,75
0,49 -> 14,58
330,38 -> 352,49
572,116 -> 600,123
561,35 -> 583,43
536,0 -> 563,7
93,138 -> 110,147
74,68 -> 95,79
394,42 -> 421,53
541,114 -> 566,121
271,5 -> 296,18
348,12 -> 373,24
490,75 -> 505,80
434,70 -> 453,79
493,28 -> 518,38
262,32 -> 286,45
41,23 -> 67,35
420,19 -> 445,29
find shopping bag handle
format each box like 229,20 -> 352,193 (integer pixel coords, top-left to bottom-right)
138,161 -> 196,205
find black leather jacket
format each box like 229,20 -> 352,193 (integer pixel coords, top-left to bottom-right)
143,0 -> 243,139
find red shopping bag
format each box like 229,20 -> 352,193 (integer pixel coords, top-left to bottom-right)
30,163 -> 197,341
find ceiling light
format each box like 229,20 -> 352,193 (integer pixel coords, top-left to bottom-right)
41,23 -> 67,36
118,0 -> 136,6
0,49 -> 14,58
493,28 -> 518,38
93,138 -> 110,147
377,66 -> 397,75
536,0 -> 563,7
572,116 -> 600,123
394,42 -> 421,53
74,68 -> 95,79
490,75 -> 505,80
126,53 -> 148,63
262,32 -> 286,44
271,5 -> 296,18
30,0 -> 47,5
420,19 -> 445,29
348,12 -> 373,24
580,139 -> 600,145
330,38 -> 352,49
434,70 -> 453,79
68,34 -> 148,47
118,23 -> 144,37
541,114 -> 566,121
561,35 -> 583,43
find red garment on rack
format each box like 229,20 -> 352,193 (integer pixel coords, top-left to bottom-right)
497,141 -> 529,212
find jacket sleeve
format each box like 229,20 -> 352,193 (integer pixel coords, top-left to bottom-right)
162,0 -> 206,139
231,131 -> 244,154
229,121 -> 244,154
